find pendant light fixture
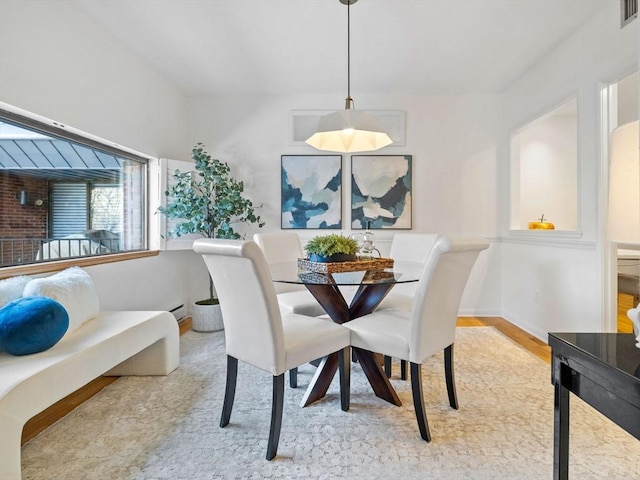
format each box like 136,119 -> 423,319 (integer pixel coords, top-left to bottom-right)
305,0 -> 393,153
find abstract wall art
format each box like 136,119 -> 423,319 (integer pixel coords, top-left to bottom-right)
351,155 -> 412,229
281,155 -> 342,229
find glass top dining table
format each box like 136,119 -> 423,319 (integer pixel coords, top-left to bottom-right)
271,259 -> 423,408
270,260 -> 424,286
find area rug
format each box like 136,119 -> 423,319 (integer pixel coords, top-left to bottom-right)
21,327 -> 639,480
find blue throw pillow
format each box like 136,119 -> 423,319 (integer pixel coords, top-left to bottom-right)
0,296 -> 69,356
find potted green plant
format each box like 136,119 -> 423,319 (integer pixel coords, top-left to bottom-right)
158,143 -> 264,331
304,234 -> 359,263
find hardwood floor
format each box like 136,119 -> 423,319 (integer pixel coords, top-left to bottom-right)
21,316 -> 547,445
618,293 -> 635,333
21,376 -> 119,444
456,316 -> 551,363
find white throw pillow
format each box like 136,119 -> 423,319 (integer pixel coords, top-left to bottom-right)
0,275 -> 30,308
23,267 -> 100,334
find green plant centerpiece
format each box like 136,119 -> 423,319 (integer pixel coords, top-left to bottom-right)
304,234 -> 359,263
158,143 -> 264,331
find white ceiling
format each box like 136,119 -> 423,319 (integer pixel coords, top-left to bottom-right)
73,0 -> 611,97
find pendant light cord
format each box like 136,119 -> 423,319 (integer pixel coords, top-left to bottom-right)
346,0 -> 353,109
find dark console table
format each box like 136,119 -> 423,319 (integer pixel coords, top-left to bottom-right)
548,332 -> 640,480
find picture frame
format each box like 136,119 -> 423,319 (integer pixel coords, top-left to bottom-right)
281,155 -> 342,229
351,155 -> 412,229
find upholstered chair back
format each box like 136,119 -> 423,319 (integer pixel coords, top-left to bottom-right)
409,237 -> 489,364
254,232 -> 305,294
388,233 -> 438,297
193,239 -> 286,375
389,233 -> 438,262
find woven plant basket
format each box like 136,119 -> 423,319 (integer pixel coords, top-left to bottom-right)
298,257 -> 394,274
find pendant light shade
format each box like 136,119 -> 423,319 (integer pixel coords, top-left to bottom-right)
306,109 -> 393,153
305,0 -> 392,153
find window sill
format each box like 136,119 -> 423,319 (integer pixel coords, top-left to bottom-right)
0,250 -> 159,280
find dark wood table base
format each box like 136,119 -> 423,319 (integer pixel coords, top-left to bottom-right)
300,282 -> 402,407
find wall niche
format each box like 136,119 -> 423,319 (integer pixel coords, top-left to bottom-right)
510,98 -> 578,232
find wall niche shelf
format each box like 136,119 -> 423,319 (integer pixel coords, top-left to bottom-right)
505,229 -> 592,249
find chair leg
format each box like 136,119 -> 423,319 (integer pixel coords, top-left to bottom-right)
220,355 -> 238,428
338,347 -> 351,412
384,355 -> 392,377
266,374 -> 285,461
289,367 -> 298,388
410,362 -> 432,442
400,360 -> 407,380
444,344 -> 458,410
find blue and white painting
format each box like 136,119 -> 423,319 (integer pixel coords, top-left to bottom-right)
281,155 -> 342,229
351,155 -> 412,229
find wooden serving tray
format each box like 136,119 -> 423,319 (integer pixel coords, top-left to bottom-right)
298,257 -> 394,274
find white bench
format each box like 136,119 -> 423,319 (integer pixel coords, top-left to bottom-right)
0,310 -> 179,480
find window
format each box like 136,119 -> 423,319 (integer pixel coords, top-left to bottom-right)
0,109 -> 147,267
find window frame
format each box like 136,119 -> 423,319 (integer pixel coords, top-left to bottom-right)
0,106 -> 154,269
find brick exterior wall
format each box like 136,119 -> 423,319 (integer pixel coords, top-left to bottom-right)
0,172 -> 48,265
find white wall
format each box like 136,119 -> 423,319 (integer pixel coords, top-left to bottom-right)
498,4 -> 638,338
0,0 -> 188,159
1,0 -> 500,316
2,0 -> 635,332
0,0 -> 209,312
185,92 -> 502,314
186,93 -> 500,238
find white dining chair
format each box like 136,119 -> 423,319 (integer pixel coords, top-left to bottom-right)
193,238 -> 351,460
254,232 -> 330,388
253,232 -> 326,317
383,233 -> 439,305
344,236 -> 489,442
379,233 -> 439,379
